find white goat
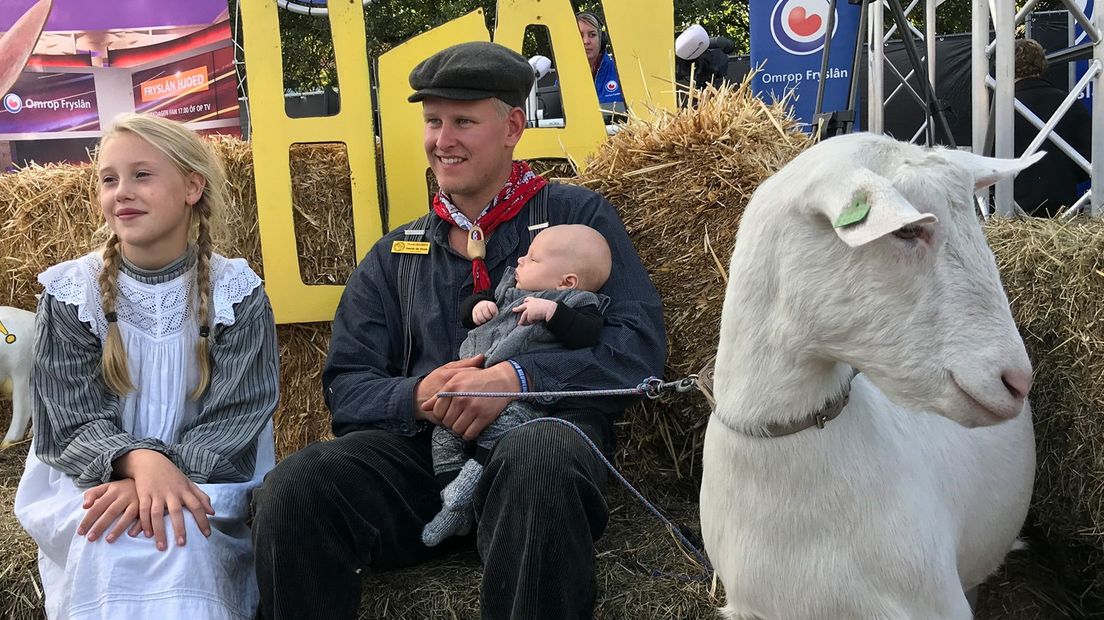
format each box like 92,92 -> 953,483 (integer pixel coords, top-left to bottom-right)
701,133 -> 1041,620
0,306 -> 35,449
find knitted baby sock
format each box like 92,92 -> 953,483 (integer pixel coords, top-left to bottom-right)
420,505 -> 475,547
421,459 -> 484,547
441,459 -> 484,506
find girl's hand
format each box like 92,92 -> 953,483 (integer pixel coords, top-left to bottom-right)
512,297 -> 557,325
79,479 -> 141,544
472,300 -> 498,325
113,449 -> 215,551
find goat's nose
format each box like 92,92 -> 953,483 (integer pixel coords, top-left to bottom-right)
1001,369 -> 1032,401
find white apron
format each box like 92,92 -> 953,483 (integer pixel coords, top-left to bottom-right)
14,252 -> 273,620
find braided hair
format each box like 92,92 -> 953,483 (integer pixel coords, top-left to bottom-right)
94,113 -> 229,399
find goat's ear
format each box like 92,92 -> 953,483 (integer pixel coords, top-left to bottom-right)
818,168 -> 938,248
938,148 -> 1046,190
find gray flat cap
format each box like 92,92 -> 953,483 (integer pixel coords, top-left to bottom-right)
408,42 -> 534,108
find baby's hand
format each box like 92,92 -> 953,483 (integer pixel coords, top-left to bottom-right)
513,297 -> 557,325
472,300 -> 498,325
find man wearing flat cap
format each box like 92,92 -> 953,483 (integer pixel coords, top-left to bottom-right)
252,42 -> 665,619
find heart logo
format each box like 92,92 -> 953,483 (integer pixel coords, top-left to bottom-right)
771,0 -> 835,54
787,7 -> 823,37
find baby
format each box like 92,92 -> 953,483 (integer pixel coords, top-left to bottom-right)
422,224 -> 613,546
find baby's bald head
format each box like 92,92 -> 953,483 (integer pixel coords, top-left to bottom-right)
514,225 -> 612,292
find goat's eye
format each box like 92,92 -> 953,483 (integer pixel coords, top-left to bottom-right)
893,225 -> 923,241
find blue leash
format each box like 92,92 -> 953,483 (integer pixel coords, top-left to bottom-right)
514,416 -> 714,582
445,373 -> 715,583
436,375 -> 700,401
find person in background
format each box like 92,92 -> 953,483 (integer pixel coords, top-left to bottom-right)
576,11 -> 625,108
1013,38 -> 1092,216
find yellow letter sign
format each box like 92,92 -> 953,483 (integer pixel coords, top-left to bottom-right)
240,0 -> 383,324
242,0 -> 675,323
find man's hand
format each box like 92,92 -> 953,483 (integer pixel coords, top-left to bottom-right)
421,361 -> 521,440
112,449 -> 215,552
472,300 -> 498,326
79,479 -> 143,544
512,297 -> 557,325
414,355 -> 486,421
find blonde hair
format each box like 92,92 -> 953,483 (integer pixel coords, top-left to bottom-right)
95,113 -> 229,400
576,12 -> 603,36
490,97 -> 515,117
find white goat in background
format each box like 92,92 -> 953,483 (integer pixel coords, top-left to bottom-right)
0,306 -> 35,449
701,133 -> 1042,620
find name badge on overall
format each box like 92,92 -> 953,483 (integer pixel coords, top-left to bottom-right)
391,240 -> 430,254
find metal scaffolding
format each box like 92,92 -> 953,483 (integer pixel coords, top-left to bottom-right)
864,0 -> 1101,217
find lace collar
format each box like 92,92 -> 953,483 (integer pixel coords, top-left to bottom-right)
39,251 -> 262,341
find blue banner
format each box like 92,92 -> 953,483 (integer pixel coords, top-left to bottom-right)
750,0 -> 862,130
1072,0 -> 1095,111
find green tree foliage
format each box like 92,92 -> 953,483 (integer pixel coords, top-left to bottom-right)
231,0 -> 494,92
673,0 -> 750,52
233,0 -> 1059,92
234,0 -> 757,92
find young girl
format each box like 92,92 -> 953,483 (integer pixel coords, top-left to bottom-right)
14,113 -> 278,619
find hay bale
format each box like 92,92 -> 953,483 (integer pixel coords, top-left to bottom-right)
575,81 -> 812,485
286,143 -> 357,285
0,163 -> 100,313
0,418 -> 38,620
213,135 -> 261,267
273,323 -> 333,458
987,218 -> 1104,555
0,434 -> 1085,619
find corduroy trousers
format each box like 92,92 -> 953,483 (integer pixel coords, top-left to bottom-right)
252,414 -> 611,620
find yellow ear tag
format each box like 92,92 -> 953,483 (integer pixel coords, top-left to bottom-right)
391,241 -> 430,255
467,225 -> 486,259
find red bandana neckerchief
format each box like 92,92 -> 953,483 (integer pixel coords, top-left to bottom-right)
432,161 -> 547,294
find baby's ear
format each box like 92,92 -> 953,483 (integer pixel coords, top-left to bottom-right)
559,274 -> 579,290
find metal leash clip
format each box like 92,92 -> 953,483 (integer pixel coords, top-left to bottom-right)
640,375 -> 699,400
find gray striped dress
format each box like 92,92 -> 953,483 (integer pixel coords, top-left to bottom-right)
14,249 -> 278,620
